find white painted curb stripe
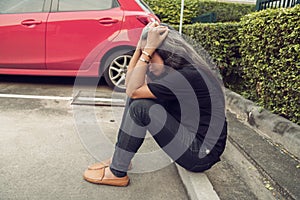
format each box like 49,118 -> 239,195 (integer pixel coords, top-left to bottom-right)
0,93 -> 73,101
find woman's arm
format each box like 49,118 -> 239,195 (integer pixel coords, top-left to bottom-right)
125,52 -> 155,99
125,48 -> 141,87
125,23 -> 168,99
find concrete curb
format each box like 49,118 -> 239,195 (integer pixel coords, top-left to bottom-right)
225,89 -> 300,158
177,89 -> 299,200
176,164 -> 220,200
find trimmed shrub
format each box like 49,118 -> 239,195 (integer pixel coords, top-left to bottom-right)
181,23 -> 243,91
194,0 -> 256,23
145,0 -> 255,24
145,1 -> 299,124
145,0 -> 199,25
239,5 -> 300,124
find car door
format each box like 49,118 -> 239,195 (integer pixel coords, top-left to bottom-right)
46,0 -> 123,71
0,0 -> 49,69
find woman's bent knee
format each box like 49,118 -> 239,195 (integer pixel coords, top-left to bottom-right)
128,99 -> 157,126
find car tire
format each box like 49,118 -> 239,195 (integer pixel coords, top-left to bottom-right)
103,49 -> 133,92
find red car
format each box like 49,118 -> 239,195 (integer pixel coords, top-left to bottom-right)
0,0 -> 159,91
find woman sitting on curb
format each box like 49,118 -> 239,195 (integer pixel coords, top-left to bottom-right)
83,22 -> 227,186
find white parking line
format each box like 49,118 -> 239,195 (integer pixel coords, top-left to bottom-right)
0,93 -> 73,101
0,93 -> 126,104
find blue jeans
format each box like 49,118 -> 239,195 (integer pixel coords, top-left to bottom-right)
110,98 -> 225,177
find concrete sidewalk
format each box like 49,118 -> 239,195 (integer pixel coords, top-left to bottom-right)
1,85 -> 299,200
0,97 -> 188,200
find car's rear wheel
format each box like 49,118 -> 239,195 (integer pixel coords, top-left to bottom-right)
103,49 -> 133,92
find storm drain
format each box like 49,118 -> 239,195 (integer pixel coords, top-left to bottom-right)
71,91 -> 126,107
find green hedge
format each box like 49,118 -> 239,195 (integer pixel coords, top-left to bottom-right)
181,23 -> 243,90
181,7 -> 300,124
145,0 -> 198,25
145,0 -> 255,24
239,5 -> 300,124
145,1 -> 299,124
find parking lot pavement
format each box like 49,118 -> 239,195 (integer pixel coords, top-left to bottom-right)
0,76 -> 188,200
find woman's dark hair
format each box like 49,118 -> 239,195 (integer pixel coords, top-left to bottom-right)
141,22 -> 223,88
141,23 -> 190,69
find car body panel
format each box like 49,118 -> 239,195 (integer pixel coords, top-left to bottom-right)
46,7 -> 123,71
0,12 -> 49,69
0,0 -> 159,78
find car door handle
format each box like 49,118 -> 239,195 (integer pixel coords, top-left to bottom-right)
21,20 -> 42,26
99,18 -> 119,24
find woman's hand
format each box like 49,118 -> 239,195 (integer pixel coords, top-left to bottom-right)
144,23 -> 169,54
136,21 -> 155,51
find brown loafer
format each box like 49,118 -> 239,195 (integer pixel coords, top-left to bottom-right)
88,162 -> 109,170
83,166 -> 129,187
88,160 -> 132,171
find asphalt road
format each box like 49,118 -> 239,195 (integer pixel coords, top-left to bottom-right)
0,75 -> 188,200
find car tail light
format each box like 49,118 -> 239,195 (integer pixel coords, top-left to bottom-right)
136,15 -> 156,25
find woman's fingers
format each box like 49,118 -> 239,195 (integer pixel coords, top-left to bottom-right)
149,26 -> 168,41
147,21 -> 159,28
160,27 -> 169,39
143,24 -> 169,50
157,26 -> 168,35
148,26 -> 168,37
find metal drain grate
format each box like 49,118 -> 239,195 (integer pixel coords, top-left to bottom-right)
71,91 -> 126,107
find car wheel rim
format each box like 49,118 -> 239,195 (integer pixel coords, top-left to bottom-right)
108,54 -> 132,90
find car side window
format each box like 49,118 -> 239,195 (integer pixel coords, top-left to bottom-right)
0,0 -> 44,14
58,0 -> 119,12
